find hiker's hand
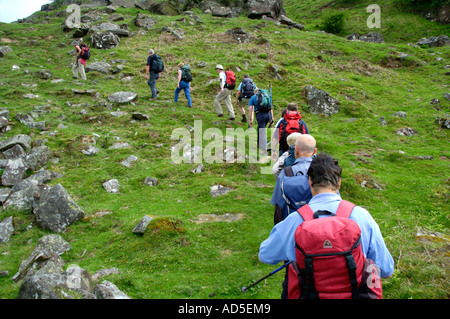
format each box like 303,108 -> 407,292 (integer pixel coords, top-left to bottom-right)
145,74 -> 149,80
272,152 -> 278,162
248,122 -> 253,128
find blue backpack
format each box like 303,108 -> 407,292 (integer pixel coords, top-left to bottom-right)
274,166 -> 312,225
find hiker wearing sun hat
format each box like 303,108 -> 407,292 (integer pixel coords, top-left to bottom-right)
213,64 -> 235,120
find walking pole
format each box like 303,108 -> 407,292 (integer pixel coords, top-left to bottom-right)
268,82 -> 274,128
241,261 -> 292,293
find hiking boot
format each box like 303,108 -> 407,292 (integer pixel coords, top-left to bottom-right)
241,115 -> 247,123
217,114 -> 224,117
229,117 -> 235,121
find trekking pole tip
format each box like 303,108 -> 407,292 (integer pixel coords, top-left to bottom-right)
241,286 -> 248,293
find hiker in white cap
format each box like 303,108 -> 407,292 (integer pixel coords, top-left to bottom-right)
213,64 -> 235,120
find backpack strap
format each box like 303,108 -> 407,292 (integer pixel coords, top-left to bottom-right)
284,166 -> 294,177
297,204 -> 314,221
335,200 -> 356,219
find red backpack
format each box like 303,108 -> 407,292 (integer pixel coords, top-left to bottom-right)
278,111 -> 306,153
288,200 -> 383,299
79,43 -> 90,60
225,70 -> 236,89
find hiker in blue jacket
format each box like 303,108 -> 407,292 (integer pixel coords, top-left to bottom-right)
271,134 -> 317,209
248,89 -> 274,154
260,153 -> 394,298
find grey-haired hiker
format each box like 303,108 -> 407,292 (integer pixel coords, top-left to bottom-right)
145,49 -> 164,100
72,41 -> 87,80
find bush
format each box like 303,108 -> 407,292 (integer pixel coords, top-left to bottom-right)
323,12 -> 346,35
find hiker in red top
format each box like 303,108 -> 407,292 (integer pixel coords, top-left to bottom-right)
72,41 -> 87,81
271,103 -> 309,161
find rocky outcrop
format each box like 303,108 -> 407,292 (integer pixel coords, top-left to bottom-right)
247,0 -> 285,19
13,235 -> 129,299
90,31 -> 121,49
416,35 -> 450,47
303,85 -> 340,117
34,184 -> 85,233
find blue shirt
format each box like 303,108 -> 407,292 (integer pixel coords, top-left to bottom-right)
271,157 -> 313,206
248,94 -> 272,112
259,192 -> 395,278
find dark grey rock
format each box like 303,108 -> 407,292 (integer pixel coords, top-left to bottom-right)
247,0 -> 285,19
395,127 -> 418,136
131,112 -> 150,120
107,91 -> 137,103
24,145 -> 51,171
304,85 -> 340,117
1,158 -> 28,187
36,69 -> 52,79
85,61 -> 112,74
0,46 -> 12,57
0,134 -> 31,152
34,184 -> 85,233
211,6 -> 232,18
417,35 -> 450,47
12,170 -> 62,192
226,27 -> 252,43
12,234 -> 72,282
94,280 -> 131,299
90,31 -> 120,50
132,215 -> 154,234
120,155 -> 137,167
103,179 -> 120,193
0,216 -> 14,243
135,0 -> 154,10
279,15 -> 304,30
144,177 -> 158,186
2,144 -> 26,160
210,184 -> 233,197
132,13 -> 155,30
3,180 -> 47,212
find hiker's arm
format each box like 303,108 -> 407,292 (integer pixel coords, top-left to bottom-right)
177,69 -> 182,88
248,105 -> 254,128
74,45 -> 81,62
235,91 -> 241,104
145,65 -> 150,79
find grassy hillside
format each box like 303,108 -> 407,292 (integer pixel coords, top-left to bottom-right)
0,1 -> 448,299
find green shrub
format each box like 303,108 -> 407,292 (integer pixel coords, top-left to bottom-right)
323,12 -> 346,35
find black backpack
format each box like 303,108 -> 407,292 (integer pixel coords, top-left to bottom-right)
180,65 -> 192,82
79,43 -> 90,60
240,78 -> 254,99
151,55 -> 164,73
